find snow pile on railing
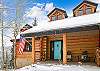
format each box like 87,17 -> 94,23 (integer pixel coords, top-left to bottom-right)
22,11 -> 100,34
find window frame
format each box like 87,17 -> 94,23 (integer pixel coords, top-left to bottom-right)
23,42 -> 32,52
86,8 -> 92,14
58,15 -> 62,20
52,16 -> 57,21
78,9 -> 83,16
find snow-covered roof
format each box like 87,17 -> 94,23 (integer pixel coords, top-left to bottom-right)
22,12 -> 100,34
16,34 -> 20,39
97,4 -> 100,11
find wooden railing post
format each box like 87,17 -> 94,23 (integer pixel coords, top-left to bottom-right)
32,36 -> 35,63
63,33 -> 67,64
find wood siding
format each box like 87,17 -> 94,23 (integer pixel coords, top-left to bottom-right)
48,10 -> 66,21
96,30 -> 100,66
96,48 -> 100,66
47,30 -> 99,62
34,37 -> 47,61
34,38 -> 41,61
16,52 -> 32,68
66,30 -> 99,62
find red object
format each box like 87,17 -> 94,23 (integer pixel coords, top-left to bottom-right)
18,35 -> 25,54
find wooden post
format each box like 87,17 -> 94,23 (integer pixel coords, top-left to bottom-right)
96,48 -> 100,66
75,11 -> 79,17
96,28 -> 100,66
83,4 -> 86,15
32,36 -> 35,63
91,7 -> 94,13
40,37 -> 43,61
63,33 -> 67,64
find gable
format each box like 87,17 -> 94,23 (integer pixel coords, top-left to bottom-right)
49,10 -> 66,17
73,1 -> 98,17
73,1 -> 98,12
74,3 -> 97,12
47,8 -> 68,21
47,8 -> 67,17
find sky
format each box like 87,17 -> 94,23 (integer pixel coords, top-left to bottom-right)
23,0 -> 84,24
3,0 -> 100,25
23,0 -> 100,25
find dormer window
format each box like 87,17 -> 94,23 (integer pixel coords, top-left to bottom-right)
51,15 -> 63,21
73,0 -> 98,17
47,8 -> 68,22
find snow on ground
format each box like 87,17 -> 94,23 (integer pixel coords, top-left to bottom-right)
16,64 -> 100,71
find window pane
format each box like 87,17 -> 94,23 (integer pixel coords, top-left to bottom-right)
52,16 -> 57,21
86,8 -> 91,14
24,42 -> 32,52
58,15 -> 62,20
78,10 -> 83,16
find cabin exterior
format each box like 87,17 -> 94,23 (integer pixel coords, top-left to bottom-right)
15,1 -> 100,68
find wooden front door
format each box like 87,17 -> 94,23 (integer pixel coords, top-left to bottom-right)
50,40 -> 62,60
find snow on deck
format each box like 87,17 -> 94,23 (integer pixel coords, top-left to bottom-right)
16,64 -> 100,71
22,12 -> 100,34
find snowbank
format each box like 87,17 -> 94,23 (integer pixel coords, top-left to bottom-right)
16,64 -> 100,71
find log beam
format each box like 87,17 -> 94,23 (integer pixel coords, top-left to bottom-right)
63,33 -> 67,64
32,36 -> 35,63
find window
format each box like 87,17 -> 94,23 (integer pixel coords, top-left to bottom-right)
86,8 -> 91,14
26,38 -> 32,41
52,16 -> 57,21
24,33 -> 32,37
58,15 -> 62,20
24,42 -> 32,52
78,10 -> 83,16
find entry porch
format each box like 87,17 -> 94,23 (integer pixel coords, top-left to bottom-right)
32,33 -> 67,64
31,30 -> 99,64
